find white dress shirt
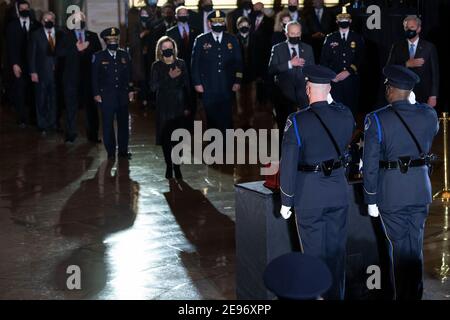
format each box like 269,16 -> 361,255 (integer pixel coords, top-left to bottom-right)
19,17 -> 30,31
315,8 -> 323,22
44,27 -> 55,42
287,42 -> 300,69
211,31 -> 223,43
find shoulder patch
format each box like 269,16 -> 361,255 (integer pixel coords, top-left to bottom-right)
284,118 -> 293,132
364,116 -> 371,131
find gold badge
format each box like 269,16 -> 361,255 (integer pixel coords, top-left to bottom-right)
227,42 -> 233,50
351,41 -> 356,49
102,61 -> 109,65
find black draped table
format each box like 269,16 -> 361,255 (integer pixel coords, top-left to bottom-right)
235,181 -> 391,300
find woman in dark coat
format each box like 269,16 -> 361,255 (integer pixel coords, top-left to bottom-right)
150,36 -> 190,180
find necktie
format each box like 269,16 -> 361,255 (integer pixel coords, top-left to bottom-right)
48,31 -> 55,51
78,31 -> 83,43
409,44 -> 415,58
22,20 -> 27,32
342,33 -> 346,41
291,47 -> 297,59
182,26 -> 189,48
216,36 -> 220,44
255,17 -> 261,30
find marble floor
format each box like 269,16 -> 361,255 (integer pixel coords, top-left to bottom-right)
0,103 -> 449,300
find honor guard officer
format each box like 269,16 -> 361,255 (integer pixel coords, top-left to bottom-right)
363,65 -> 439,300
92,27 -> 134,160
279,65 -> 355,300
191,10 -> 243,133
320,7 -> 364,115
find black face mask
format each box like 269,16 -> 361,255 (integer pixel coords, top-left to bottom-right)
162,48 -> 174,57
211,24 -> 225,33
164,16 -> 174,23
239,26 -> 250,34
242,2 -> 252,10
405,29 -> 417,39
19,10 -> 30,18
288,5 -> 298,12
177,16 -> 189,23
338,21 -> 350,29
141,16 -> 149,23
107,43 -> 119,51
253,10 -> 263,17
203,5 -> 213,12
44,21 -> 54,29
288,36 -> 300,45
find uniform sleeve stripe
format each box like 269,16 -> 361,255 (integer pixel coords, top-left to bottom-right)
292,116 -> 302,147
373,113 -> 382,144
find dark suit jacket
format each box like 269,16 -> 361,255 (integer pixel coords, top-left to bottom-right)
386,38 -> 440,102
6,18 -> 40,70
28,27 -> 65,82
302,6 -> 335,36
166,23 -> 199,70
57,29 -> 102,89
249,14 -> 274,79
192,10 -> 211,34
268,40 -> 315,107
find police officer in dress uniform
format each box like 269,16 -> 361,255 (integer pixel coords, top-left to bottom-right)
92,27 -> 134,160
362,65 -> 439,300
191,10 -> 243,133
279,65 -> 355,300
320,7 -> 364,115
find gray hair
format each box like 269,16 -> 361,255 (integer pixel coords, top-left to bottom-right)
285,21 -> 301,33
403,15 -> 421,28
42,11 -> 56,21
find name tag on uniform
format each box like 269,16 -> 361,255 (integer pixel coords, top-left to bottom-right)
102,61 -> 109,65
121,58 -> 127,64
227,42 -> 233,50
351,41 -> 356,49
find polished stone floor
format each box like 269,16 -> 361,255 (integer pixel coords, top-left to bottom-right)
0,103 -> 449,300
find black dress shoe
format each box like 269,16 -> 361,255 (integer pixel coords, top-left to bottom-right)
118,152 -> 132,160
174,165 -> 183,180
165,165 -> 173,179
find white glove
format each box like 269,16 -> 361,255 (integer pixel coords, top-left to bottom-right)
280,205 -> 292,219
327,93 -> 334,104
368,204 -> 380,218
408,91 -> 416,104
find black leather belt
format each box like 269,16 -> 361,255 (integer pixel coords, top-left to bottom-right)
379,159 -> 427,169
298,160 -> 343,175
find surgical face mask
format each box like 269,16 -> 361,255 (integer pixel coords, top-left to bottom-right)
146,0 -> 158,7
177,16 -> 189,23
405,29 -> 417,39
162,48 -> 174,57
107,43 -> 119,51
338,21 -> 350,29
44,20 -> 54,29
288,36 -> 300,45
211,24 -> 225,33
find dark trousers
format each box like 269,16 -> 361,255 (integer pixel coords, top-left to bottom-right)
100,102 -> 129,156
34,78 -> 57,130
161,116 -> 186,167
203,95 -> 233,133
12,74 -> 33,124
331,75 -> 359,115
295,205 -> 348,300
64,85 -> 99,140
379,205 -> 428,300
273,87 -> 297,149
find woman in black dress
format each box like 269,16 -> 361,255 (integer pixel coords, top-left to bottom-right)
150,36 -> 191,180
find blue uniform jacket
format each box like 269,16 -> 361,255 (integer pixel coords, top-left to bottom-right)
191,32 -> 243,98
280,101 -> 355,209
91,49 -> 132,101
362,100 -> 439,209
